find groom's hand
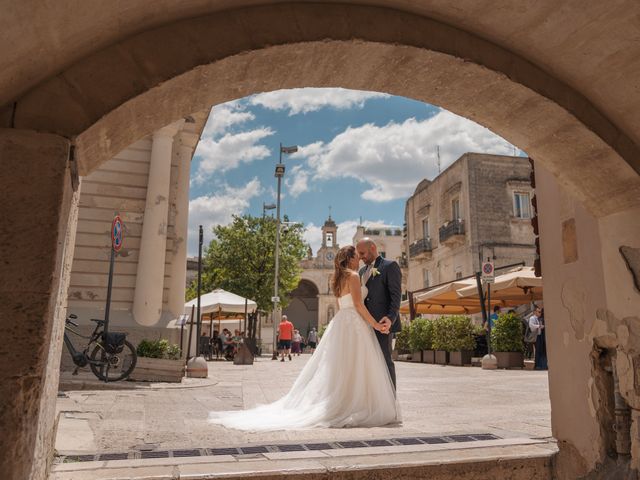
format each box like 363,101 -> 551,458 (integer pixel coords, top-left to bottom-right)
379,317 -> 392,334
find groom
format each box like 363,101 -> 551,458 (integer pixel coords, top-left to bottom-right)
356,238 -> 402,389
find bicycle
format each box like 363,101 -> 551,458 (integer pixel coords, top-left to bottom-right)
63,314 -> 137,382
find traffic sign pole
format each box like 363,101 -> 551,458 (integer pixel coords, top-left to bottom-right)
105,215 -> 125,336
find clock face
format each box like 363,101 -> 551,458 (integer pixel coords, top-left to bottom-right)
326,251 -> 335,261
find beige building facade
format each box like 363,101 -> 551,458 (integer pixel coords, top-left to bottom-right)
283,217 -> 340,335
62,115 -> 206,368
404,153 -> 536,293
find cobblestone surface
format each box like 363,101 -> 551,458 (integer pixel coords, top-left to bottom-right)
56,356 -> 551,454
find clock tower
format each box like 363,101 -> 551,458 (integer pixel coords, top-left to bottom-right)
317,215 -> 339,267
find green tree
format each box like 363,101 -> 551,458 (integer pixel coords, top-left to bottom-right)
186,214 -> 308,313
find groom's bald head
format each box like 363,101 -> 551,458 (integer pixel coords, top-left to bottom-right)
356,238 -> 378,265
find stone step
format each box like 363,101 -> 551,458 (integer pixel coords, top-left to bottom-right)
50,438 -> 556,480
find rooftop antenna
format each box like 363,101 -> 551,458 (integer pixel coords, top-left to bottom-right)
437,145 -> 441,174
328,205 -> 332,220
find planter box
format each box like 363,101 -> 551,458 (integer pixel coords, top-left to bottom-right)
411,351 -> 423,363
422,350 -> 435,364
129,357 -> 185,382
494,351 -> 525,369
435,350 -> 449,365
449,350 -> 473,366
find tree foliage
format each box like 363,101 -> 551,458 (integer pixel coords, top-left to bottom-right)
186,214 -> 308,313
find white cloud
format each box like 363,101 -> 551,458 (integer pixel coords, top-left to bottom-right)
304,219 -> 400,255
202,102 -> 254,138
193,127 -> 274,183
295,110 -> 520,202
249,88 -> 389,115
284,164 -> 311,198
187,178 -> 262,255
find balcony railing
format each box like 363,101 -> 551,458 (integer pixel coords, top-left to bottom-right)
439,219 -> 465,243
409,237 -> 433,258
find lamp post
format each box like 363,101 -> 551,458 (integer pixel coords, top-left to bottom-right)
271,143 -> 298,359
262,202 -> 276,219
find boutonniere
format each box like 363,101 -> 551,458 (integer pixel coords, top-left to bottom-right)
371,267 -> 380,277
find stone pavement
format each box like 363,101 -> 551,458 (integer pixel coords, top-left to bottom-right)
55,355 -> 551,455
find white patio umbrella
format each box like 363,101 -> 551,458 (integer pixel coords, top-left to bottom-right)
179,288 -> 257,334
457,266 -> 542,304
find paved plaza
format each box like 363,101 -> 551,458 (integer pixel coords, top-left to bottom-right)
55,355 -> 551,455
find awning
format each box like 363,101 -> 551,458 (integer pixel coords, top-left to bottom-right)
457,266 -> 542,303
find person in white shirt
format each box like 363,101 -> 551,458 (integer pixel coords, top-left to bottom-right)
307,328 -> 318,353
528,305 -> 544,364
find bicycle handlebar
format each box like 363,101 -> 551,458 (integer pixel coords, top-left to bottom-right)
66,318 -> 79,327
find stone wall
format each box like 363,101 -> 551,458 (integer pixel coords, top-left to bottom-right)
536,165 -> 640,478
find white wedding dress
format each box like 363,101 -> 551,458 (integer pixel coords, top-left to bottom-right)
208,287 -> 401,430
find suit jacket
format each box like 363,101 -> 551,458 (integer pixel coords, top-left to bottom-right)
359,256 -> 402,333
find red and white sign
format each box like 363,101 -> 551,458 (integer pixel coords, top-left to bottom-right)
482,261 -> 495,284
111,215 -> 124,252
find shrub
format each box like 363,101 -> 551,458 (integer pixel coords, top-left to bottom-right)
491,312 -> 525,353
432,315 -> 474,352
394,323 -> 411,353
137,339 -> 181,360
408,317 -> 434,351
447,315 -> 476,352
432,316 -> 450,351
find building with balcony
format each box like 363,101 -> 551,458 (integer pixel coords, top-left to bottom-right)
404,153 -> 537,293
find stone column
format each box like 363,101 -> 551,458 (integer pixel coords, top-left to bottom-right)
0,129 -> 80,480
167,131 -> 199,317
133,120 -> 183,326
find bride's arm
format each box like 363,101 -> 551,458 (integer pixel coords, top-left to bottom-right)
348,273 -> 384,332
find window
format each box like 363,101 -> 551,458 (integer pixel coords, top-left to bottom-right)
452,198 -> 460,221
326,232 -> 333,247
423,269 -> 431,288
422,217 -> 430,240
513,192 -> 531,219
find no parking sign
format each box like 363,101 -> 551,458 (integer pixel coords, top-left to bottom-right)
482,261 -> 495,284
111,215 -> 124,252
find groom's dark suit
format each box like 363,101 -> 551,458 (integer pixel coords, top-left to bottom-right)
360,256 -> 402,389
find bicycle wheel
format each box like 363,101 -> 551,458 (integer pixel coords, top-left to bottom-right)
89,340 -> 137,382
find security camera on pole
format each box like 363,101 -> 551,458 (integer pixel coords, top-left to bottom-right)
271,143 -> 298,360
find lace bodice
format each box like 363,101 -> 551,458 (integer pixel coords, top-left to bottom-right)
338,286 -> 368,309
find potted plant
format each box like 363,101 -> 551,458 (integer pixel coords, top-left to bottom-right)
432,316 -> 450,365
417,317 -> 436,363
447,315 -> 475,366
408,317 -> 433,363
130,339 -> 185,382
394,324 -> 411,361
491,312 -> 525,368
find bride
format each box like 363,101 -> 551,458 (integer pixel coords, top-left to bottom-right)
208,245 -> 401,430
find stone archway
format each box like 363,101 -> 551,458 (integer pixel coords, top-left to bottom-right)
1,3 -> 640,479
282,279 -> 320,336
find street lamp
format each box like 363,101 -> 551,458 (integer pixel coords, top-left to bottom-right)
271,143 -> 298,360
262,202 -> 276,219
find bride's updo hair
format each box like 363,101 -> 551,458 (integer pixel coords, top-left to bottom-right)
332,245 -> 357,297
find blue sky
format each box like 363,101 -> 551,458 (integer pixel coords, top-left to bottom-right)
187,88 -> 522,255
